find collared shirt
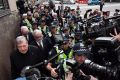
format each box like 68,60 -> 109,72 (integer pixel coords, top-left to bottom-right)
37,40 -> 44,48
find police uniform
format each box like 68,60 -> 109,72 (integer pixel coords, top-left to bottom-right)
72,43 -> 98,80
48,45 -> 73,68
48,39 -> 73,79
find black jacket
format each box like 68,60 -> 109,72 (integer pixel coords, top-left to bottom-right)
10,45 -> 42,79
18,32 -> 35,44
30,38 -> 52,61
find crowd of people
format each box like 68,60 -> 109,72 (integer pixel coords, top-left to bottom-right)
10,0 -> 120,80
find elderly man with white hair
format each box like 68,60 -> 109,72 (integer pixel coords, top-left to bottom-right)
30,29 -> 49,60
31,29 -> 54,62
30,29 -> 53,76
10,36 -> 42,79
19,26 -> 34,44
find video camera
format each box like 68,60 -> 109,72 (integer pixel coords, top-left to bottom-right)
66,59 -> 119,80
83,59 -> 118,79
92,37 -> 120,65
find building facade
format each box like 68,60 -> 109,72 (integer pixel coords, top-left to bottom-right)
0,0 -> 19,80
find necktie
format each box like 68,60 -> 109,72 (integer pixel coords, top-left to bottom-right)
40,40 -> 43,49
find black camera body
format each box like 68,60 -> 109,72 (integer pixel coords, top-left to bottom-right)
93,37 -> 120,65
66,59 -> 119,80
115,9 -> 120,12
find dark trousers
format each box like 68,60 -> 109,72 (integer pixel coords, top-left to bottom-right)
100,4 -> 103,11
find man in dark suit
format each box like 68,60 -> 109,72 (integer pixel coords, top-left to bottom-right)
30,29 -> 52,76
20,26 -> 34,44
30,29 -> 50,61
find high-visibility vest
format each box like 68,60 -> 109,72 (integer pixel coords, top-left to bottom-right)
24,18 -> 35,32
55,46 -> 73,63
55,46 -> 73,72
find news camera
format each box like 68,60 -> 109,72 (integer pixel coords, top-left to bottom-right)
66,59 -> 119,80
15,66 -> 55,80
83,15 -> 120,41
92,37 -> 120,65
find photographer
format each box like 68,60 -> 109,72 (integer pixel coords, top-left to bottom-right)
67,42 -> 119,80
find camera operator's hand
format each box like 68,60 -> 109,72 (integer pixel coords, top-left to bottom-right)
46,63 -> 58,78
109,28 -> 120,41
89,75 -> 98,80
65,71 -> 73,80
51,68 -> 58,78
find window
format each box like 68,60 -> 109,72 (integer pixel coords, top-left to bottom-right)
0,0 -> 10,18
0,0 -> 9,10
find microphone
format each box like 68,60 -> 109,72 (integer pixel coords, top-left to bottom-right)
20,66 -> 41,79
20,66 -> 32,77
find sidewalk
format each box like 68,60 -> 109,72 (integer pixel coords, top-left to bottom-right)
55,3 -> 120,17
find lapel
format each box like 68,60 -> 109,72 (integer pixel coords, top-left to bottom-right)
37,40 -> 44,49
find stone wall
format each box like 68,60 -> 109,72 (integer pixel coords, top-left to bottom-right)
0,12 -> 19,80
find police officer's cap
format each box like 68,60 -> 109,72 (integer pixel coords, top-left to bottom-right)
50,21 -> 58,28
75,30 -> 81,36
32,21 -> 38,25
73,43 -> 89,55
62,37 -> 69,44
62,27 -> 69,31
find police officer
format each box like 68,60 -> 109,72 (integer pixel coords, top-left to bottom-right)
46,37 -> 73,79
45,21 -> 60,48
74,30 -> 83,43
72,43 -> 98,80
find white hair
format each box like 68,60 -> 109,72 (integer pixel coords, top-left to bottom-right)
21,26 -> 29,32
33,29 -> 42,36
52,12 -> 57,16
16,36 -> 27,44
21,26 -> 28,30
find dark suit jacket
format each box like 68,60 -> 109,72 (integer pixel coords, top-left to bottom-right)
30,37 -> 56,76
30,39 -> 50,61
26,32 -> 35,44
18,32 -> 35,44
10,45 -> 42,79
